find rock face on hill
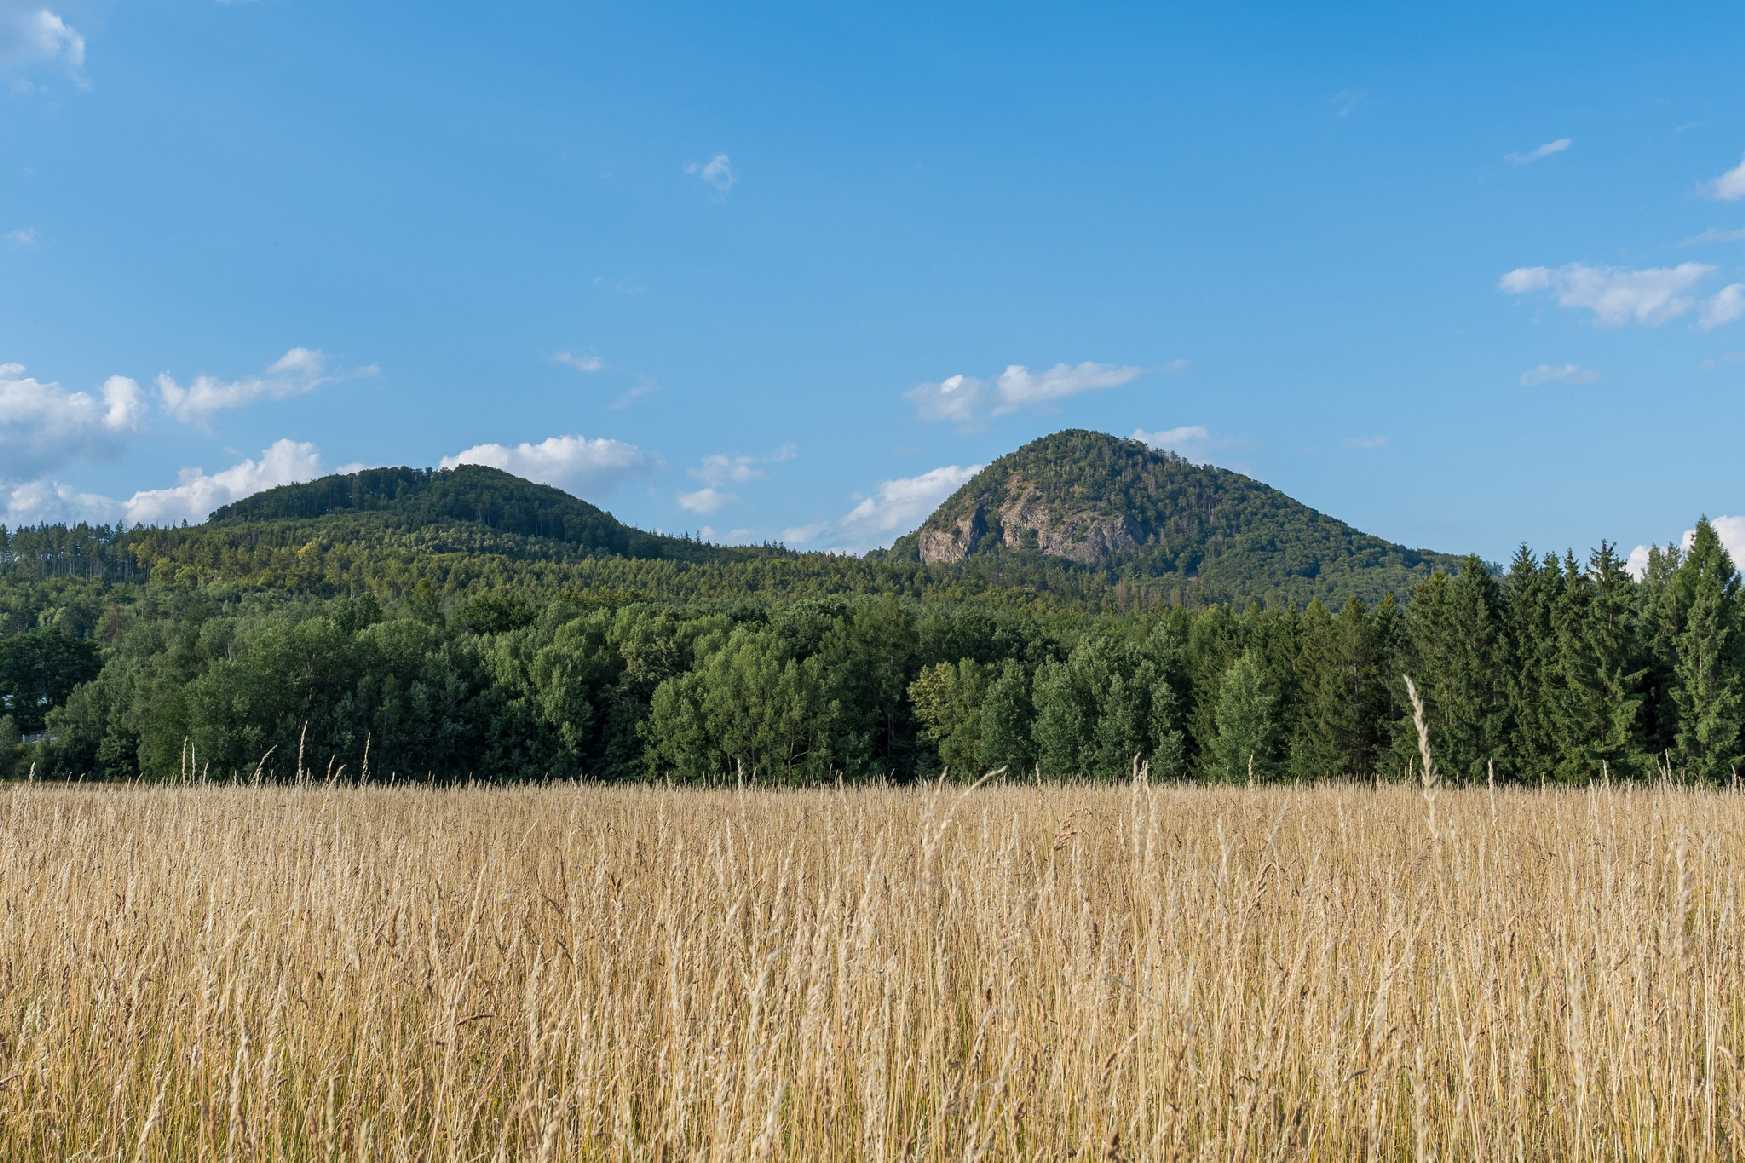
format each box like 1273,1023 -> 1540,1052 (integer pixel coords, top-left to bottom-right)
891,429 -> 1463,601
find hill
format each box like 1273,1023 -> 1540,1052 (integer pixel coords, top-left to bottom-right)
207,464 -> 766,563
887,429 -> 1465,604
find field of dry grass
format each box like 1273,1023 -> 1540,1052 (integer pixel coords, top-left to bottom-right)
3,778 -> 1744,1160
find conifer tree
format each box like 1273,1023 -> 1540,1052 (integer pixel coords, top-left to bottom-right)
1670,520 -> 1744,780
1549,543 -> 1648,781
1398,558 -> 1512,782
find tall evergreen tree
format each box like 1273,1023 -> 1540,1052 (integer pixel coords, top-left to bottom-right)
1548,543 -> 1648,781
1670,520 -> 1744,780
1398,557 -> 1512,782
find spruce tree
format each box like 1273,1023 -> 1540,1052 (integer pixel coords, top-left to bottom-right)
1549,543 -> 1648,781
1670,519 -> 1744,780
1398,558 -> 1512,782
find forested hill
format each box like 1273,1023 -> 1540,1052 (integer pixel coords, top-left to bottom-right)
207,464 -> 772,564
887,429 -> 1466,605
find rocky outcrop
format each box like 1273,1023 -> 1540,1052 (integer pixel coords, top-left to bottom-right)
917,475 -> 1140,566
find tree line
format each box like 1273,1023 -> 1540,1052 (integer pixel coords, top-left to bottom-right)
3,519 -> 1742,784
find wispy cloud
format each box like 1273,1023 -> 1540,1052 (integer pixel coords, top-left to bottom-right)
690,444 -> 798,488
1682,227 -> 1745,247
1342,434 -> 1390,449
685,152 -> 736,195
1506,137 -> 1572,166
910,360 -> 1159,427
553,351 -> 603,373
676,487 -> 730,515
1499,262 -> 1715,326
1520,362 -> 1600,386
1,6 -> 87,90
1705,155 -> 1745,201
1701,284 -> 1745,331
4,226 -> 36,248
1330,88 -> 1367,118
157,347 -> 377,425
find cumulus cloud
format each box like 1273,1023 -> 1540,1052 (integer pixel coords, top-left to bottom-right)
157,347 -> 375,425
439,433 -> 655,495
1520,362 -> 1600,386
1700,284 -> 1745,331
1,6 -> 86,88
1498,262 -> 1715,326
909,360 -> 1155,426
1706,156 -> 1745,202
0,361 -> 144,481
1,478 -> 120,527
1506,138 -> 1572,166
677,487 -> 731,515
784,464 -> 982,553
122,438 -> 322,524
1628,516 -> 1745,580
553,351 -> 603,373
2,438 -> 324,528
685,153 -> 736,194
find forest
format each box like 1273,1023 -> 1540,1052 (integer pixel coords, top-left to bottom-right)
2,507 -> 1739,785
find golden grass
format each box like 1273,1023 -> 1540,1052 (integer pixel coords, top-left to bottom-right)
3,779 -> 1745,1160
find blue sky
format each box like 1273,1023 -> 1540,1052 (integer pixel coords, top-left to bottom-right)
3,1 -> 1743,564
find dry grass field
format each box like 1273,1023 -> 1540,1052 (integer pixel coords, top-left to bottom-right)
3,778 -> 1745,1160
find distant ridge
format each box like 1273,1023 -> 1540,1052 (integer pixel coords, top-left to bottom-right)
887,429 -> 1464,603
209,464 -> 760,562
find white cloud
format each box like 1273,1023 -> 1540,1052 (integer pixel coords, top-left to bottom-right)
1343,434 -> 1390,449
910,360 -> 1154,426
1,6 -> 86,88
4,226 -> 36,248
1499,262 -> 1715,326
1706,156 -> 1745,202
157,347 -> 374,425
690,443 -> 798,487
1132,424 -> 1211,452
121,438 -> 322,525
1628,516 -> 1745,580
0,362 -> 144,481
1520,362 -> 1600,386
993,361 -> 1144,413
676,486 -> 731,515
2,438 -> 324,528
907,373 -> 986,425
1,478 -> 119,527
608,380 -> 657,410
554,351 -> 603,373
1506,138 -> 1572,166
1682,227 -> 1745,247
685,153 -> 736,194
1700,284 -> 1745,331
784,464 -> 982,553
439,433 -> 654,495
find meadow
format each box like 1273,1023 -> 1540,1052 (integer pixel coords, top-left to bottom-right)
3,777 -> 1744,1160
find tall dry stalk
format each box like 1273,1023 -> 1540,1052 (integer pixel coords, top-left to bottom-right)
1403,673 -> 1438,836
2,780 -> 1744,1160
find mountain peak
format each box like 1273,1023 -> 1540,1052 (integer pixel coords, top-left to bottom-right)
892,428 -> 1459,603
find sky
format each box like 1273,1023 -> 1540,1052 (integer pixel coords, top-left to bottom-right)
2,2 -> 1744,566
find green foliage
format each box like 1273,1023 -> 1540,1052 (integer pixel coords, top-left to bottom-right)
0,714 -> 19,778
1210,650 -> 1277,782
888,429 -> 1465,607
1670,520 -> 1744,780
